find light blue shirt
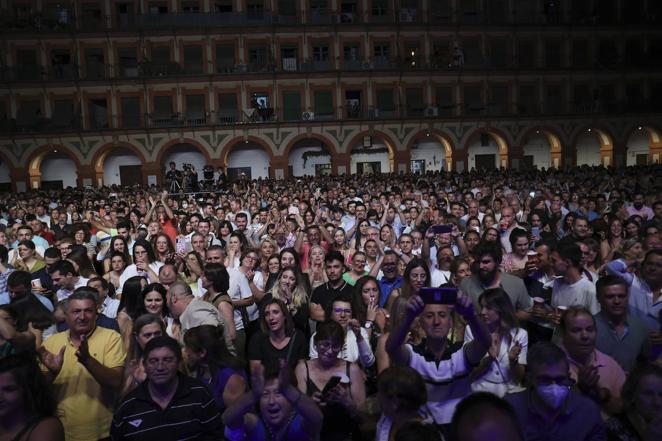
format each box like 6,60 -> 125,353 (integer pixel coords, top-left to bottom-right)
0,291 -> 54,312
606,259 -> 662,331
12,235 -> 49,250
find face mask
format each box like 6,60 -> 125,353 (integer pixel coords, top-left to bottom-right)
536,384 -> 569,409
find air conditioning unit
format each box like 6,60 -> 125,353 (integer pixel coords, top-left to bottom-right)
282,58 -> 297,71
362,61 -> 372,70
425,106 -> 439,117
234,64 -> 248,73
302,111 -> 315,121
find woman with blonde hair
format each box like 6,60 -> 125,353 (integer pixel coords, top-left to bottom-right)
306,244 -> 328,289
263,266 -> 310,335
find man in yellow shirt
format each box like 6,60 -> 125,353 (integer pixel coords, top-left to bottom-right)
39,287 -> 126,441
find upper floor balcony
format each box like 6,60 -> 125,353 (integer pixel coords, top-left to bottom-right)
2,4 -> 661,36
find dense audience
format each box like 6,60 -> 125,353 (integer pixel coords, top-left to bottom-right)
0,164 -> 661,441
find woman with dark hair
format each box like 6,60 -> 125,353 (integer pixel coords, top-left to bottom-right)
218,220 -> 234,247
342,251 -> 368,286
375,366 -> 432,441
179,250 -> 205,286
295,320 -> 366,441
279,247 -> 302,270
248,298 -> 308,374
624,218 -> 642,239
201,263 -> 236,342
71,223 -> 95,259
100,236 -> 131,274
261,255 -> 281,293
467,288 -> 527,397
348,219 -> 371,252
120,313 -> 165,397
352,275 -> 387,334
138,282 -> 176,337
103,251 -> 128,291
225,231 -> 248,269
117,276 -> 148,345
118,239 -> 163,293
66,245 -> 97,278
481,226 -> 500,244
385,258 -> 431,310
558,212 -> 576,239
605,364 -> 662,441
11,240 -> 47,279
0,354 -> 64,440
601,217 -> 625,263
183,325 -> 246,413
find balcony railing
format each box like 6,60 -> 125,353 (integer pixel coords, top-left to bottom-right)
1,100 -> 657,136
3,7 -> 660,34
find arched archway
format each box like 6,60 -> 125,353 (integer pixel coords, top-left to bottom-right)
464,129 -> 509,171
222,136 -> 275,180
346,131 -> 397,175
26,145 -> 81,189
625,125 -> 662,165
155,140 -> 212,185
518,127 -> 563,169
573,127 -> 614,167
406,130 -> 454,173
0,151 -> 15,192
284,134 -> 337,177
91,142 -> 147,187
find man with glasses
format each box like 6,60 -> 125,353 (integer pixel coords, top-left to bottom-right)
111,336 -> 223,439
505,342 -> 605,440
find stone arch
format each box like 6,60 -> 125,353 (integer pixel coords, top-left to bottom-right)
0,150 -> 16,192
571,126 -> 614,167
462,127 -> 510,170
91,142 -> 148,187
345,130 -> 398,174
517,125 -> 564,169
154,138 -> 213,167
624,125 -> 662,165
405,129 -> 454,172
221,136 -> 276,179
26,144 -> 82,189
282,133 -> 338,177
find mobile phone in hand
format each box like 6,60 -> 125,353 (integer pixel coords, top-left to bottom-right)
419,287 -> 458,305
430,224 -> 453,234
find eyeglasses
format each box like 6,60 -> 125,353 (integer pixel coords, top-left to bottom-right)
333,307 -> 352,315
317,341 -> 343,353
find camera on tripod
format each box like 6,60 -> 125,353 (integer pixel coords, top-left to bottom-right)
183,163 -> 194,172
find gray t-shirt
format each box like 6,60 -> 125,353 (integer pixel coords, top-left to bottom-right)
460,273 -> 533,312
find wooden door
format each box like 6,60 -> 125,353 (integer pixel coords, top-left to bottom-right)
475,154 -> 496,171
119,165 -> 143,186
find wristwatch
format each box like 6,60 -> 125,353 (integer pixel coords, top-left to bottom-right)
364,321 -> 374,330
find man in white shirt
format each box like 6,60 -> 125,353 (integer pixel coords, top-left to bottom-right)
49,260 -> 89,302
550,242 -> 599,314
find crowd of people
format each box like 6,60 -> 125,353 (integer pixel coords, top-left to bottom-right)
0,164 -> 661,441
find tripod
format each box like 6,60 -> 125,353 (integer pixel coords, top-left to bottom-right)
168,179 -> 182,193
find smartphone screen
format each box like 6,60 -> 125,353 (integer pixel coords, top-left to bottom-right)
431,224 -> 453,234
419,287 -> 458,305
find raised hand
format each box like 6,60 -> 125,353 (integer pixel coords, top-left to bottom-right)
76,334 -> 90,365
38,345 -> 66,375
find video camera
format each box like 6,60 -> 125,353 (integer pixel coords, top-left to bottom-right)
183,163 -> 194,172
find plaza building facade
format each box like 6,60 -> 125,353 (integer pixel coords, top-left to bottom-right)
1,0 -> 662,191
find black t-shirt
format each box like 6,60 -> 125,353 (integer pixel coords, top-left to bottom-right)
247,329 -> 308,370
310,281 -> 354,318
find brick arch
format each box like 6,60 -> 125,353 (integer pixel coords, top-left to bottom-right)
462,127 -> 510,168
281,133 -> 339,158
154,138 -> 213,167
345,129 -> 398,173
91,142 -> 147,174
405,129 -> 455,172
89,142 -> 148,187
220,136 -> 276,167
26,144 -> 82,189
623,124 -> 662,145
571,125 -> 615,167
517,125 -> 564,168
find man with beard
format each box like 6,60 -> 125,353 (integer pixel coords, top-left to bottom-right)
459,242 -> 532,321
431,245 -> 453,286
627,192 -> 654,220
